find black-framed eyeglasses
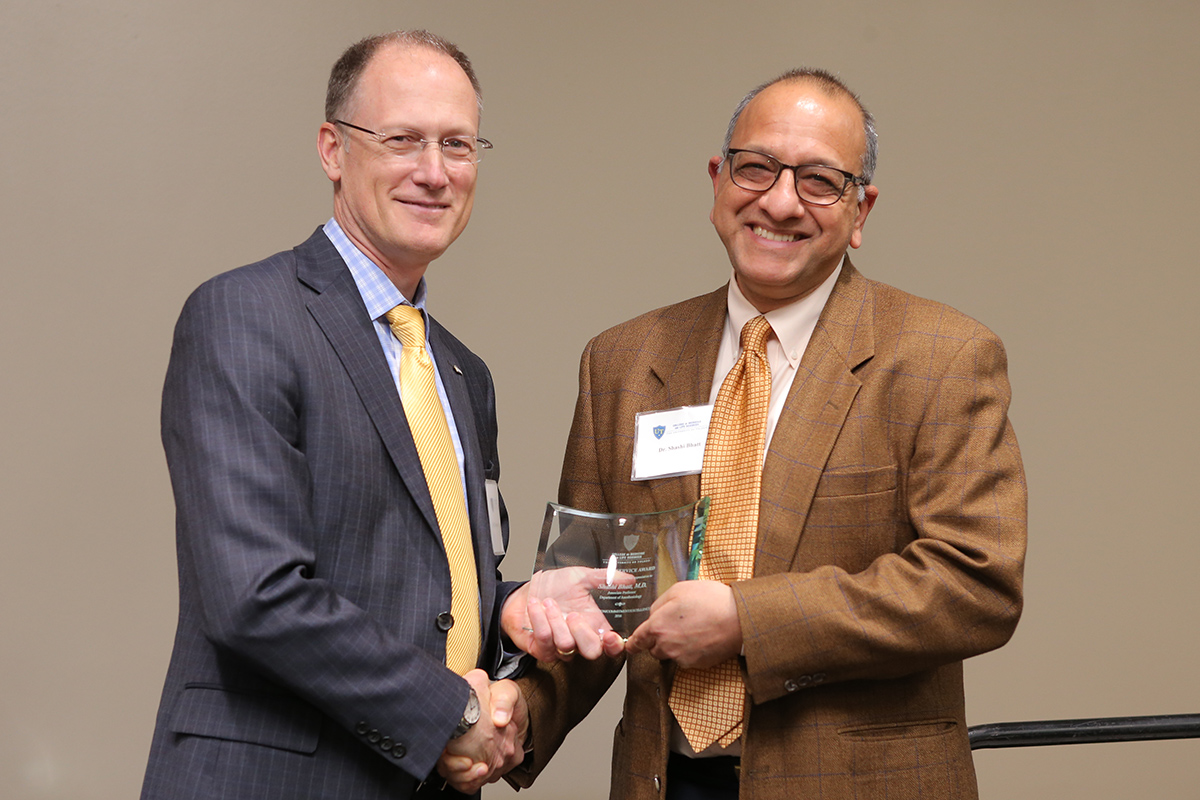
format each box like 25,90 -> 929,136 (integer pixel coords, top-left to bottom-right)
725,148 -> 866,206
334,120 -> 493,165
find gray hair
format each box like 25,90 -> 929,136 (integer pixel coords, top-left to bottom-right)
720,68 -> 877,201
325,30 -> 482,124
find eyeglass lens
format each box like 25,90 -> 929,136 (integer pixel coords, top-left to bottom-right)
378,132 -> 483,164
729,151 -> 849,205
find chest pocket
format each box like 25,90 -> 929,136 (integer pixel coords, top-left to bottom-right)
813,463 -> 896,497
802,464 -> 899,573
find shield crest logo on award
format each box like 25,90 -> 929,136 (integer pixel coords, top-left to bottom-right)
653,425 -> 666,440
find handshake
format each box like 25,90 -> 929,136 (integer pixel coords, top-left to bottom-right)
436,554 -> 743,792
434,566 -> 631,793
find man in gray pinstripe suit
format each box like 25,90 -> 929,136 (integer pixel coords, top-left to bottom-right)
140,30 -> 604,799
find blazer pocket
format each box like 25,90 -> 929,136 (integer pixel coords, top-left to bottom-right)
813,464 -> 897,497
802,465 -> 900,572
838,718 -> 958,741
838,718 -> 971,793
169,685 -> 322,755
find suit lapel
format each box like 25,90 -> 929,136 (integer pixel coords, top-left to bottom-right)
755,261 -> 875,575
426,320 -> 494,610
642,286 -> 727,512
296,232 -> 442,538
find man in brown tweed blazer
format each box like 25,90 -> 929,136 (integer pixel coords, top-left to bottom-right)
509,69 -> 1026,800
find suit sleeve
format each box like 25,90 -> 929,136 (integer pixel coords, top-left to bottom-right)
736,329 -> 1027,703
162,274 -> 468,779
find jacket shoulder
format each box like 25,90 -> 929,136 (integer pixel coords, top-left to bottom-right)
182,246 -> 300,309
863,273 -> 1003,345
587,286 -> 726,353
179,229 -> 340,320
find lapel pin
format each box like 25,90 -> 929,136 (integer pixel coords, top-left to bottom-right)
452,364 -> 463,375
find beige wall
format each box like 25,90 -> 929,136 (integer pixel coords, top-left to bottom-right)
3,1 -> 1198,797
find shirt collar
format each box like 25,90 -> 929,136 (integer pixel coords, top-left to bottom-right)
725,257 -> 843,368
323,217 -> 428,321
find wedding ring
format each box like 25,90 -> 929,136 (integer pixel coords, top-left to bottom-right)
556,647 -> 577,657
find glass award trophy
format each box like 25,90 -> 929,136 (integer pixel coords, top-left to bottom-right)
534,498 -> 710,637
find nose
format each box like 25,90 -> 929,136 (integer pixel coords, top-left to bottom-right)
410,143 -> 450,190
757,167 -> 805,220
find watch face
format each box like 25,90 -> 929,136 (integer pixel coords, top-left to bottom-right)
464,688 -> 481,725
450,688 -> 481,739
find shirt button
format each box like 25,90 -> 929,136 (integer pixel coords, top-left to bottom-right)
436,612 -> 455,632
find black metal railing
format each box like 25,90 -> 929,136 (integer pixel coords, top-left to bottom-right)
968,713 -> 1200,750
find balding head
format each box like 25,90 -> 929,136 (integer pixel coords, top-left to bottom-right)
325,30 -> 482,124
721,68 -> 876,193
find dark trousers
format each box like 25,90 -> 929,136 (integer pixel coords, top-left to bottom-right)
666,752 -> 740,800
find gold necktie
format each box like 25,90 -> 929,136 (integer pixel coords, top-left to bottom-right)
385,305 -> 480,675
669,314 -> 773,751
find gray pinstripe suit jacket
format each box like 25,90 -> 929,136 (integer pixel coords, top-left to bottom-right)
142,229 -> 519,800
514,261 -> 1027,800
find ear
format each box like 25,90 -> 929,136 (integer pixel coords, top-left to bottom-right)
848,184 -> 879,249
317,122 -> 343,183
708,155 -> 724,191
708,155 -> 724,224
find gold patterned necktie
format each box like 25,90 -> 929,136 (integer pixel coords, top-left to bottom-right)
385,305 -> 480,675
669,314 -> 773,751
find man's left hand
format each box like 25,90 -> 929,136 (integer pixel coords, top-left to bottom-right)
500,567 -> 631,663
625,580 -> 742,669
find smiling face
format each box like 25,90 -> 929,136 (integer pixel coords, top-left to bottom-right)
318,44 -> 480,297
709,79 -> 878,312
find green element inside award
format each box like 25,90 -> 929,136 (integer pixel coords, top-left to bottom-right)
536,498 -> 710,637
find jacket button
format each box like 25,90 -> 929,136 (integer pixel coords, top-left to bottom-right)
436,612 -> 455,632
380,736 -> 393,751
391,743 -> 407,759
784,679 -> 799,693
367,729 -> 381,743
355,721 -> 370,735
812,673 -> 827,684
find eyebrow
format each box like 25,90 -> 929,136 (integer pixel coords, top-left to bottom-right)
731,148 -> 847,171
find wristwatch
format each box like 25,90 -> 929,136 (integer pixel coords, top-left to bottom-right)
449,687 -> 481,739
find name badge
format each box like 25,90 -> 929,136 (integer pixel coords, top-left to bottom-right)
485,479 -> 505,556
631,405 -> 713,481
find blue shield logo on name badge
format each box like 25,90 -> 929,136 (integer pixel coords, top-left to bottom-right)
653,425 -> 666,440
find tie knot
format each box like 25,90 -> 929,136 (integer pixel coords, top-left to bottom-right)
740,315 -> 772,356
385,305 -> 425,348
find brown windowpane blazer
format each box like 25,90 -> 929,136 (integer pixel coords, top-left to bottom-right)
513,261 -> 1026,800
